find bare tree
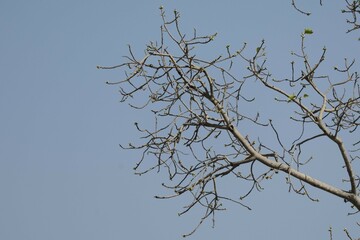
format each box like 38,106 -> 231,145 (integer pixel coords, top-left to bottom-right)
98,5 -> 359,238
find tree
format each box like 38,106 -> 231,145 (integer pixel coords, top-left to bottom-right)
98,2 -> 359,238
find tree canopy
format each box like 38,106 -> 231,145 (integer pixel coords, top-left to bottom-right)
99,1 -> 359,238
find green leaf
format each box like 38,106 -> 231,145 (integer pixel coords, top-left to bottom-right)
304,28 -> 313,34
303,94 -> 309,98
287,94 -> 296,102
209,33 -> 217,41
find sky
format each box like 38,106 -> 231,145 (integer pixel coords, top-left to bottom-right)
0,1 -> 359,239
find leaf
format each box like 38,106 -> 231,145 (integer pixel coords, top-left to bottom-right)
209,32 -> 218,41
287,94 -> 296,102
303,94 -> 309,98
304,28 -> 313,34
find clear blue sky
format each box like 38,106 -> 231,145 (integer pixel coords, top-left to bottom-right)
0,1 -> 358,239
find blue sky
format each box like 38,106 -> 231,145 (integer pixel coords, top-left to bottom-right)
0,1 -> 359,239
